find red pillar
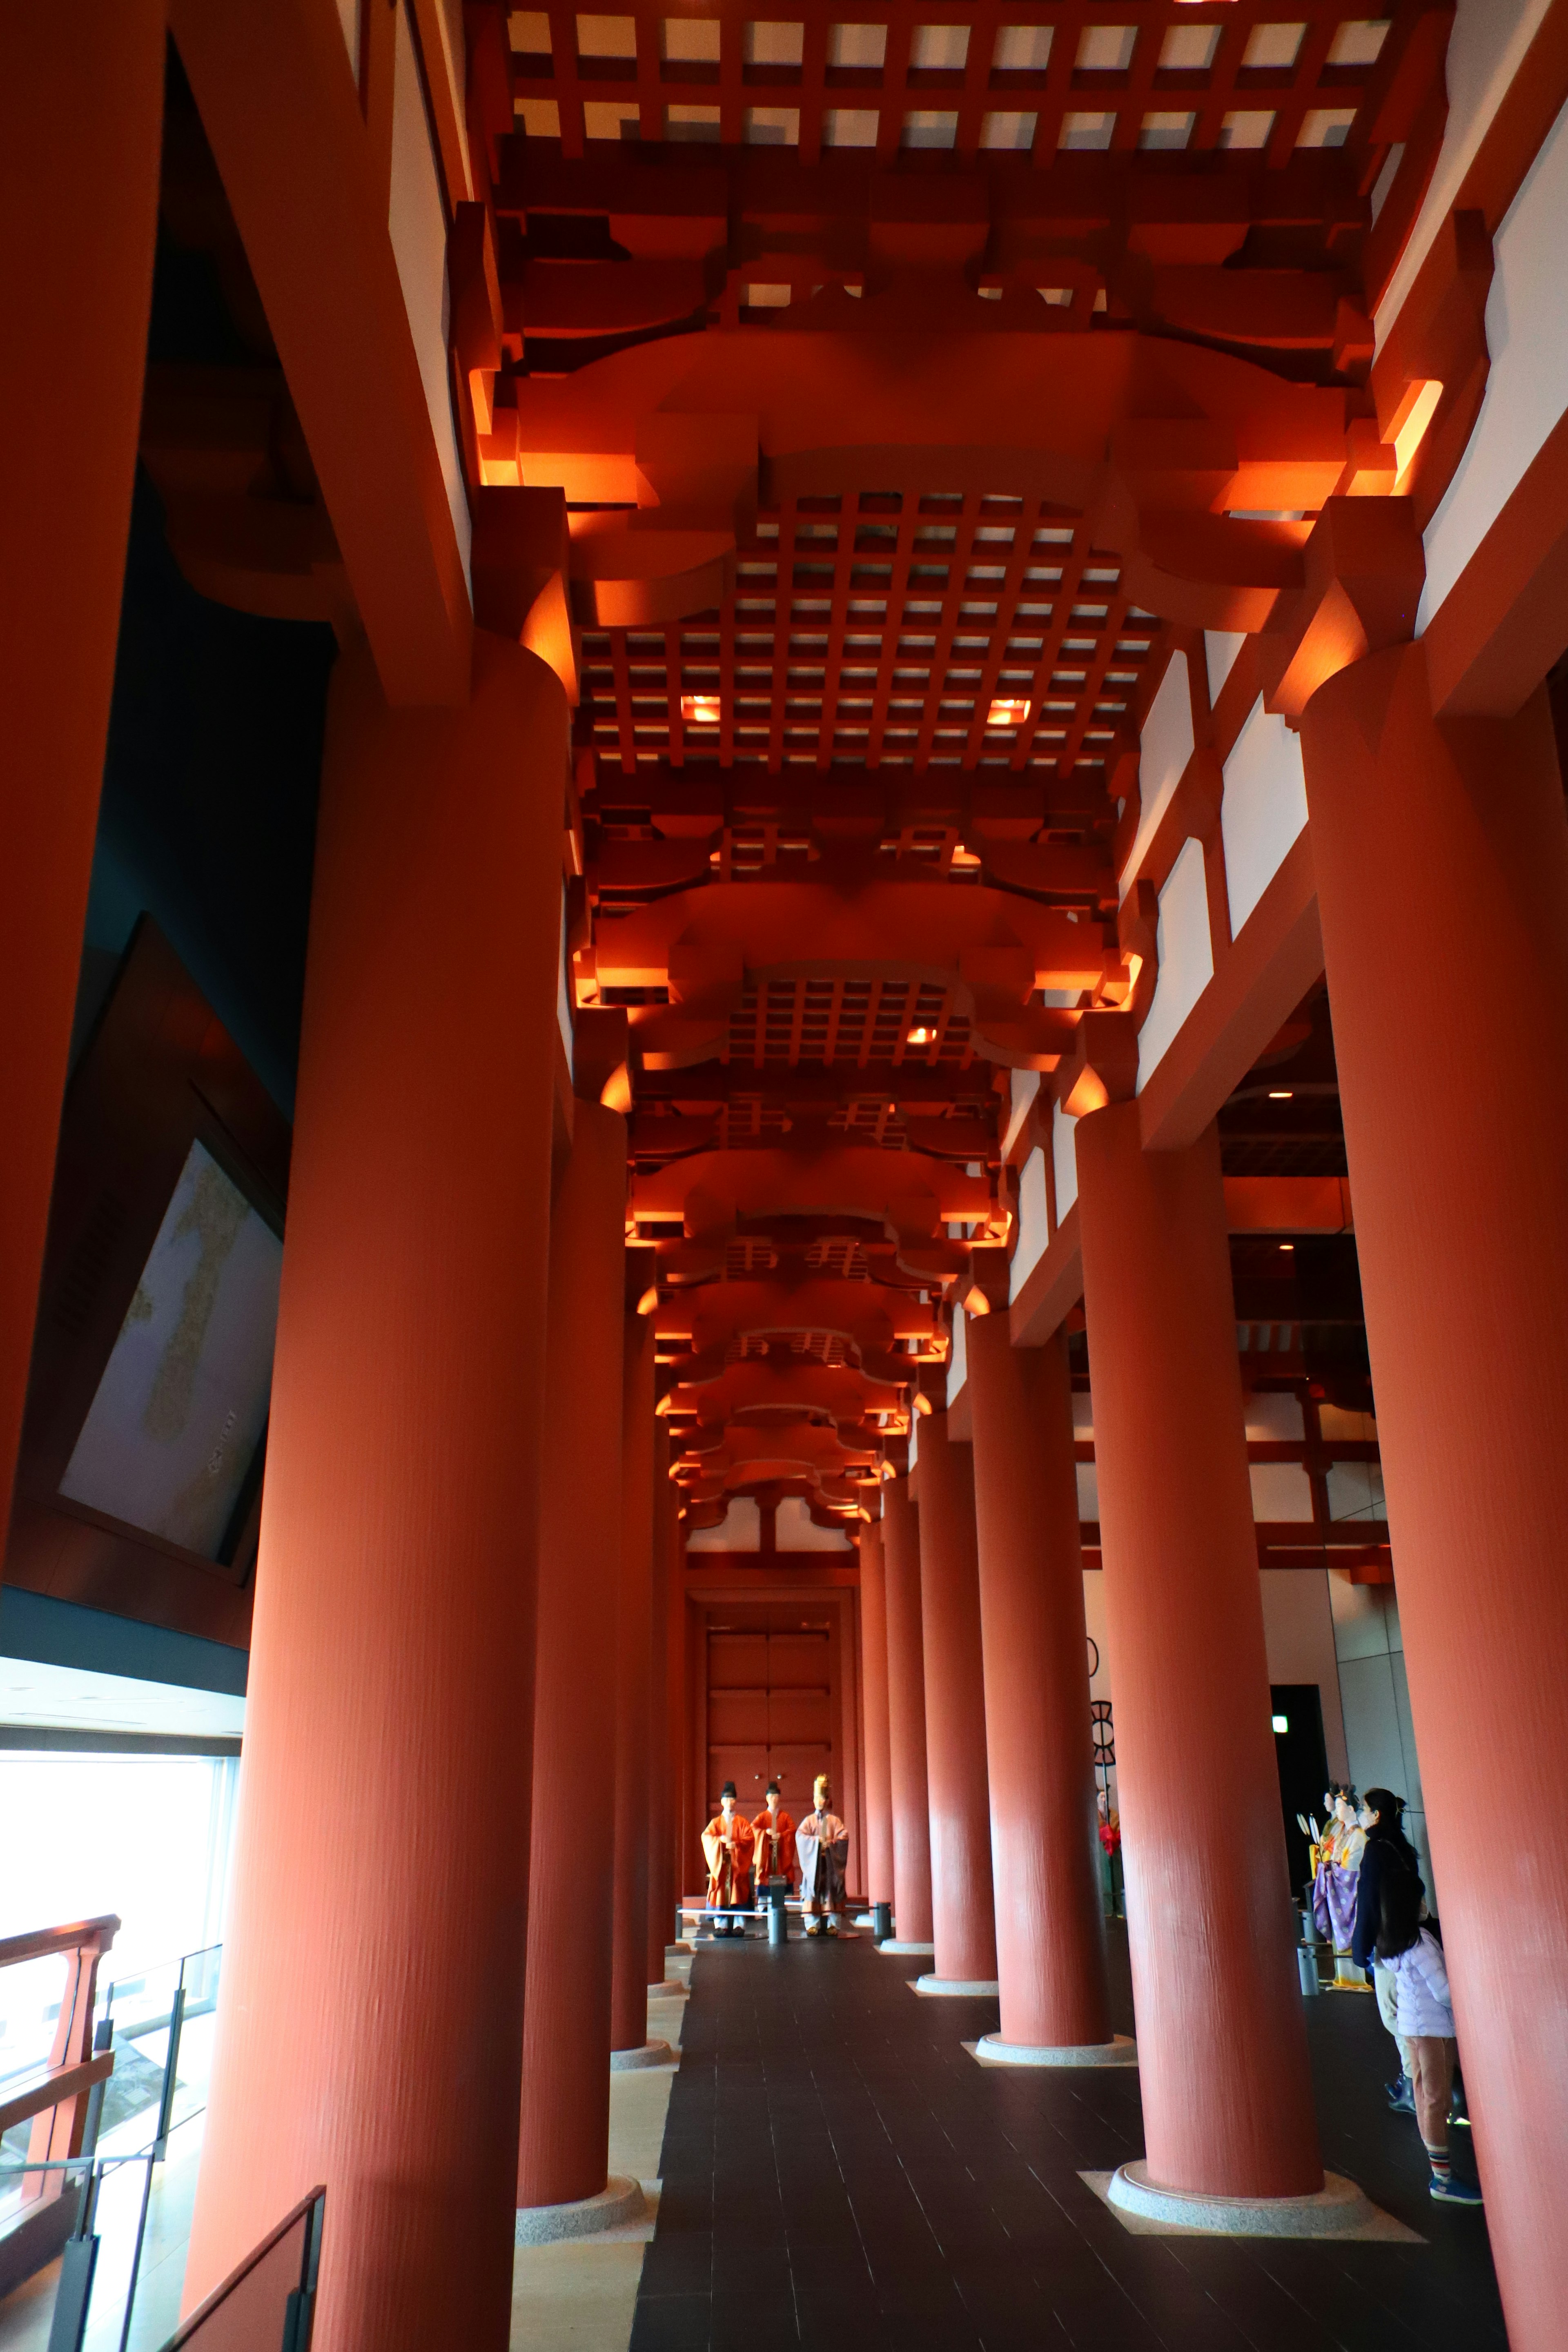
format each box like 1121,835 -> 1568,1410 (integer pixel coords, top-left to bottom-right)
646,1422 -> 675,1985
612,1312 -> 657,2050
913,1417 -> 998,1987
858,1521 -> 895,1911
880,1479 -> 933,1948
184,637 -> 567,2349
966,1317 -> 1112,2051
517,1103 -> 627,2211
1301,644 -> 1568,2346
1076,1105 -> 1321,2198
0,4 -> 163,1540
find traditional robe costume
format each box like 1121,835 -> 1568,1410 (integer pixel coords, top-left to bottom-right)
702,1806 -> 755,1916
796,1805 -> 849,1921
751,1802 -> 798,1896
1312,1811 -> 1366,1953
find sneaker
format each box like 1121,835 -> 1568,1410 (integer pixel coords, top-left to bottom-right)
1387,2078 -> 1416,2115
1430,2174 -> 1484,2206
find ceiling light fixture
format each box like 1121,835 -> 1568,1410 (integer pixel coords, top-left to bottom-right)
1279,1243 -> 1295,1253
906,1025 -> 934,1045
987,697 -> 1031,726
680,693 -> 722,726
1268,1088 -> 1294,1100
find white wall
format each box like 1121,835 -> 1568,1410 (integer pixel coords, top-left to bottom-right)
775,1497 -> 853,1552
1420,92 -> 1568,628
1376,0 -> 1555,339
1136,835 -> 1213,1085
390,0 -> 473,588
688,1497 -> 762,1551
1261,1569 -> 1350,1779
1219,699 -> 1310,935
1121,651 -> 1193,895
1329,1574 -> 1435,1901
1008,1147 -> 1050,1301
1052,1102 -> 1078,1219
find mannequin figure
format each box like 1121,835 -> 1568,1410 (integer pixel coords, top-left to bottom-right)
702,1782 -> 756,1937
1312,1786 -> 1343,1942
751,1778 -> 798,1909
795,1773 -> 849,1938
1314,1785 -> 1368,1969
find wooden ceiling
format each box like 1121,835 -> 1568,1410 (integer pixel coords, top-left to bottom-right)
463,2 -> 1451,1532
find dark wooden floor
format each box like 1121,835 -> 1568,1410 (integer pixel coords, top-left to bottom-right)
632,1925 -> 1503,2352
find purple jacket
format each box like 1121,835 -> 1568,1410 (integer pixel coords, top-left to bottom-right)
1386,1929 -> 1455,2038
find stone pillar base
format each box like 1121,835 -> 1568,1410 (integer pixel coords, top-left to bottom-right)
1106,2162 -> 1375,2238
877,1939 -> 935,1956
610,2040 -> 674,2071
516,2176 -> 646,2244
914,1974 -> 1000,1996
975,2032 -> 1137,2067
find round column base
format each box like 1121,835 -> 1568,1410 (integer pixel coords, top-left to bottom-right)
648,1979 -> 688,1997
877,1939 -> 935,1956
610,2040 -> 675,2071
1106,2163 -> 1375,2238
915,1974 -> 1000,1996
976,2032 -> 1137,2067
516,2176 -> 646,2244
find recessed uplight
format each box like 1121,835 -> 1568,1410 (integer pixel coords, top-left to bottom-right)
1279,1243 -> 1294,1253
1268,1088 -> 1294,1100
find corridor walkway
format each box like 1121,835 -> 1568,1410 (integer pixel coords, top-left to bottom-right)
633,1929 -> 1501,2352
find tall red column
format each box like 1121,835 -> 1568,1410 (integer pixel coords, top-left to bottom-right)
0,5 -> 163,1540
517,1103 -> 628,2215
1301,644 -> 1568,2347
966,1317 -> 1113,2053
858,1521 -> 895,1912
611,1312 -> 659,2052
646,1422 -> 676,1986
1076,1105 -> 1321,2199
880,1480 -> 933,1949
913,1417 -> 998,1989
185,638 -> 566,2350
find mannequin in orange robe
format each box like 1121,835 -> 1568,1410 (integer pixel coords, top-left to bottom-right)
751,1778 -> 798,1906
797,1774 -> 849,1938
701,1782 -> 756,1937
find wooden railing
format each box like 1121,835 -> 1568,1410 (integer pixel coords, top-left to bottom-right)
0,1915 -> 118,2294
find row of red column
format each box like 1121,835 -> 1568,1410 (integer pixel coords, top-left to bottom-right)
4,33 -> 1568,2327
858,640 -> 1568,2337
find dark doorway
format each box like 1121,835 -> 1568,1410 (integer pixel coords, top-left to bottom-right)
1271,1683 -> 1330,1902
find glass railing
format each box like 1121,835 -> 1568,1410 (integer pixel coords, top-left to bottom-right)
0,1930 -> 323,2350
156,2187 -> 323,2352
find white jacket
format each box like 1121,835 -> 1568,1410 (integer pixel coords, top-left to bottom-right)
1387,1929 -> 1455,2038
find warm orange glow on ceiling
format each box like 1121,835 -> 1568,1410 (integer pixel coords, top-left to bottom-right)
681,693 -> 722,726
962,1285 -> 991,1317
636,1285 -> 661,1315
906,1025 -> 934,1046
913,1392 -> 933,1417
1390,378 -> 1443,490
986,697 -> 1031,728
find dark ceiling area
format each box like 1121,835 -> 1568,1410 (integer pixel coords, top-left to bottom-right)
74,49 -> 334,1119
